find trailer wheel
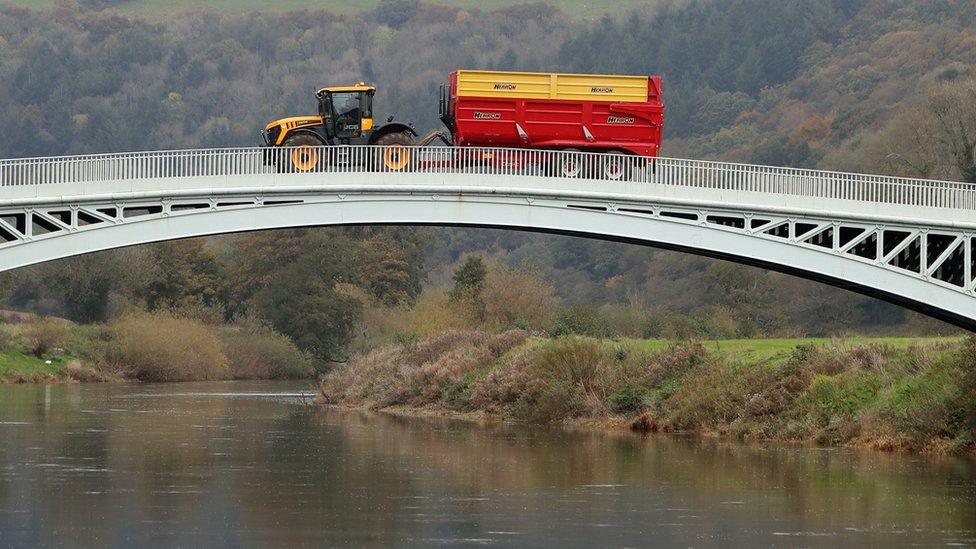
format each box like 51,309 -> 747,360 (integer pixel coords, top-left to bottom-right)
375,132 -> 414,171
601,155 -> 632,181
282,134 -> 323,173
556,149 -> 585,178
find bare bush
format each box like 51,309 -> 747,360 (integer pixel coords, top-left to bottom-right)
482,264 -> 557,330
106,311 -> 229,382
63,360 -> 111,382
25,317 -> 69,358
320,329 -> 529,410
220,322 -> 314,379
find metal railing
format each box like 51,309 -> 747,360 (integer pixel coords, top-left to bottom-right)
0,145 -> 973,210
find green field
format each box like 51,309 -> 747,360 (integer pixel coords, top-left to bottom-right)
4,0 -> 661,19
0,348 -> 69,380
619,336 -> 963,363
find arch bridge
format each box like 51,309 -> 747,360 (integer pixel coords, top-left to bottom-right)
0,146 -> 974,328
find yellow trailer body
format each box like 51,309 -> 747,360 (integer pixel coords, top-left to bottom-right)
455,69 -> 650,103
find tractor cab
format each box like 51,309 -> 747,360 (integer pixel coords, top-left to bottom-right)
316,83 -> 375,141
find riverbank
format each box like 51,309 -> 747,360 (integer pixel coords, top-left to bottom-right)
0,311 -> 315,383
318,331 -> 976,456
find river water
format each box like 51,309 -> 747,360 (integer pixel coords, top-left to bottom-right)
0,381 -> 973,547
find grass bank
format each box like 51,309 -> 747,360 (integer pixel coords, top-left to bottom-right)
319,331 -> 976,456
0,312 -> 315,383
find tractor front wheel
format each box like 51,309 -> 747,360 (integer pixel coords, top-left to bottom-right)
281,134 -> 324,173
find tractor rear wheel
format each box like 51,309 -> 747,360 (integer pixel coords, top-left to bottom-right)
281,134 -> 324,173
375,132 -> 414,171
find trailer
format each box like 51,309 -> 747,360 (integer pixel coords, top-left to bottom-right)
437,70 -> 664,177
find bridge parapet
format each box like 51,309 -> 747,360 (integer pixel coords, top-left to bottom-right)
0,146 -> 972,226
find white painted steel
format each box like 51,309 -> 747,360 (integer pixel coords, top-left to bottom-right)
0,145 -> 972,327
0,147 -> 971,202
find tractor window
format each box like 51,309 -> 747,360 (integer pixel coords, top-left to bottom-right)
318,95 -> 332,118
362,93 -> 373,119
332,92 -> 361,134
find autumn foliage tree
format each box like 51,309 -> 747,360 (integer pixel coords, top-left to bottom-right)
854,78 -> 976,183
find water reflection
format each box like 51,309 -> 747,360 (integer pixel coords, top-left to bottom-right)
0,381 -> 973,547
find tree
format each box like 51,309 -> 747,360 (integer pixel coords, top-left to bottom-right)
353,228 -> 429,306
482,263 -> 557,329
859,78 -> 976,183
699,262 -> 781,335
926,79 -> 976,183
255,257 -> 362,366
140,239 -> 226,314
450,255 -> 486,303
372,0 -> 420,29
8,252 -> 129,323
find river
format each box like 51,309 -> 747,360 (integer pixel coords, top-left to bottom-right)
0,381 -> 973,547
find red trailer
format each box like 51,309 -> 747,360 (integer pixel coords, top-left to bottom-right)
439,70 -> 664,168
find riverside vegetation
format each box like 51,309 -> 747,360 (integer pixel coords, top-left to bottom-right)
0,311 -> 313,383
319,331 -> 976,456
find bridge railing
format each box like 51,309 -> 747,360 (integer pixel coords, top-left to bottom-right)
0,146 -> 973,210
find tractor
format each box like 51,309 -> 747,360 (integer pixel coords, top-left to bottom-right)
261,83 -> 417,171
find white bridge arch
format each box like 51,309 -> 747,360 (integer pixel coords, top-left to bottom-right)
0,146 -> 974,329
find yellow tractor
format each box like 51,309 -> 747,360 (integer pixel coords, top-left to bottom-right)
261,83 -> 417,171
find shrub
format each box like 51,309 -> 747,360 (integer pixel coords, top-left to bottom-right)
530,337 -> 604,390
861,338 -> 976,452
793,372 -> 880,444
600,304 -> 654,339
550,305 -> 612,338
0,325 -> 18,353
961,349 -> 976,441
106,311 -> 229,382
513,377 -> 586,423
63,361 -> 111,382
392,331 -> 420,346
866,367 -> 959,448
320,330 -> 528,410
220,322 -> 314,380
25,317 -> 69,358
482,264 -> 557,330
497,337 -> 611,421
321,331 -> 976,453
644,341 -> 709,386
469,348 -> 535,412
801,373 -> 880,423
354,290 -> 479,351
609,385 -> 647,413
662,361 -> 741,430
691,306 -> 740,339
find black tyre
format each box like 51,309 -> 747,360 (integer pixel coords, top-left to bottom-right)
551,148 -> 596,179
280,133 -> 324,173
600,154 -> 633,181
374,132 -> 415,171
